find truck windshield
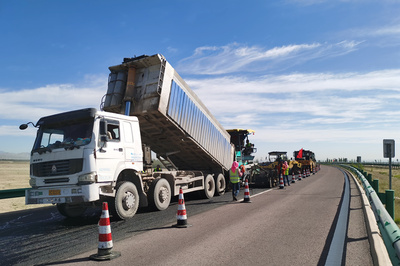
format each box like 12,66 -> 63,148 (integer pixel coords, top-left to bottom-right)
33,120 -> 94,152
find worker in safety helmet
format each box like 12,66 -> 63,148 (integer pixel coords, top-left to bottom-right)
154,165 -> 162,172
230,161 -> 242,201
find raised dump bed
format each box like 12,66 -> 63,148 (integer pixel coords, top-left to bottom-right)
103,54 -> 233,172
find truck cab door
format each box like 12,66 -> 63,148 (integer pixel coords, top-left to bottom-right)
120,120 -> 141,164
96,119 -> 124,182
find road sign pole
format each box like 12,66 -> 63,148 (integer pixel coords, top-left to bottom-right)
383,139 -> 395,190
389,156 -> 392,190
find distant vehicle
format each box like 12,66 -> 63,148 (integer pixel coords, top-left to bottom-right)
241,151 -> 286,188
227,129 -> 257,165
294,149 -> 316,174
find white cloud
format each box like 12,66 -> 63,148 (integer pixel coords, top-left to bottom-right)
182,67 -> 400,161
0,125 -> 36,137
186,69 -> 400,122
177,42 -> 361,75
359,24 -> 400,37
0,74 -> 107,122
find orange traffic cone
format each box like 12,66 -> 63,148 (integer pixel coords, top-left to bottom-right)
176,187 -> 191,228
242,179 -> 251,203
89,202 -> 121,261
279,174 -> 284,189
291,172 -> 296,183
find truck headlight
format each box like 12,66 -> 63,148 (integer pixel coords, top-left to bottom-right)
29,178 -> 37,187
78,172 -> 97,184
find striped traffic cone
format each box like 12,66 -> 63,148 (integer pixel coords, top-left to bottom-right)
89,202 -> 121,261
291,172 -> 296,183
242,179 -> 251,203
298,172 -> 302,181
279,174 -> 284,189
303,170 -> 306,179
307,169 -> 310,177
176,187 -> 191,228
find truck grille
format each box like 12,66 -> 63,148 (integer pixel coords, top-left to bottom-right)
32,159 -> 83,177
44,178 -> 70,184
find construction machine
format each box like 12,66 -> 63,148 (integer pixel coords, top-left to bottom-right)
294,149 -> 316,174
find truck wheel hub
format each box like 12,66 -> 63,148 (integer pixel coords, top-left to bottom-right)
123,192 -> 135,209
158,187 -> 169,202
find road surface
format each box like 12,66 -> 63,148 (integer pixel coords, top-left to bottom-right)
0,165 -> 373,265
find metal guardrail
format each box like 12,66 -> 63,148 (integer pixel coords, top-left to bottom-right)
0,188 -> 27,199
327,161 -> 400,169
344,165 -> 400,265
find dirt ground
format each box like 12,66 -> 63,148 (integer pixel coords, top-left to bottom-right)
0,160 -> 47,213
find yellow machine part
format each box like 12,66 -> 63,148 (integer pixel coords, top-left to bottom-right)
289,160 -> 301,169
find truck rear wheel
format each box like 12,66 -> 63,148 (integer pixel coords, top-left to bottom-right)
56,203 -> 87,218
214,173 -> 226,196
266,176 -> 273,188
113,181 -> 139,219
202,174 -> 215,199
149,178 -> 171,211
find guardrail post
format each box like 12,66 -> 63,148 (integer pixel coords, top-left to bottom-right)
372,179 -> 379,194
386,190 -> 395,219
379,192 -> 387,204
367,173 -> 372,184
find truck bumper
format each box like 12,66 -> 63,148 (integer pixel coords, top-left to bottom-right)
25,184 -> 100,205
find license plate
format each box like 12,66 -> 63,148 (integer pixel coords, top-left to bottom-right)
49,189 -> 61,196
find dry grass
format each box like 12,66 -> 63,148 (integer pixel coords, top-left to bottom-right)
0,160 -> 47,213
0,160 -> 30,190
360,165 -> 400,225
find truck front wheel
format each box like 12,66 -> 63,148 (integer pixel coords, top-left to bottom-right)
56,203 -> 87,218
149,178 -> 171,211
113,181 -> 139,219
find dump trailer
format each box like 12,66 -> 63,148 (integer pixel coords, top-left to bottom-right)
22,54 -> 234,219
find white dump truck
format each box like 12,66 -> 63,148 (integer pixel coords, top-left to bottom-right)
21,54 -> 234,219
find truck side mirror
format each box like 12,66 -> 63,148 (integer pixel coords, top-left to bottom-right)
99,119 -> 108,136
19,124 -> 28,130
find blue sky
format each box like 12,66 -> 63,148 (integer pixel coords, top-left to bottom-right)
1,0 -> 400,162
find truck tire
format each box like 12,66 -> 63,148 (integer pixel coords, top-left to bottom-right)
214,173 -> 226,196
56,203 -> 87,218
148,178 -> 171,211
266,176 -> 273,188
113,181 -> 139,219
202,174 -> 215,199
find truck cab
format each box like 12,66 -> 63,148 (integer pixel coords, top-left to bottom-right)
24,108 -> 145,218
